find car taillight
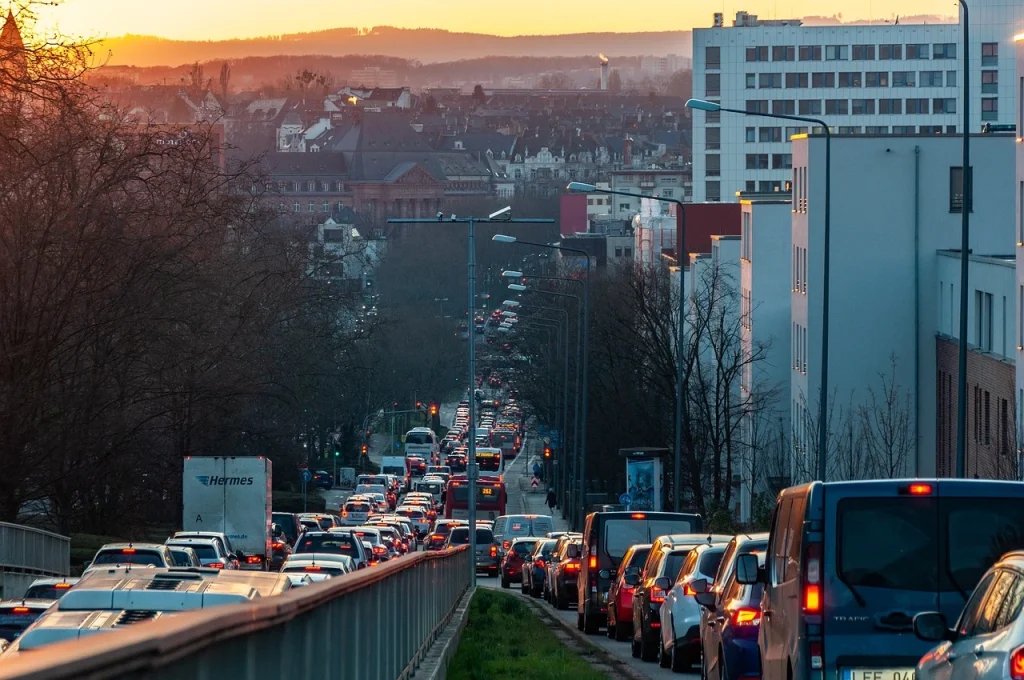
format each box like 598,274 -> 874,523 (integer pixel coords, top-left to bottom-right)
341,511 -> 348,518
1011,647 -> 1024,680
565,562 -> 579,572
54,583 -> 72,589
589,555 -> 597,569
373,546 -> 387,555
536,559 -> 545,569
121,548 -> 136,554
683,583 -> 696,596
651,587 -> 667,604
272,542 -> 285,549
503,540 -> 511,550
490,545 -> 497,557
209,562 -> 224,569
803,541 -> 822,614
11,607 -> 30,613
247,556 -> 261,564
305,565 -> 321,571
731,607 -> 761,626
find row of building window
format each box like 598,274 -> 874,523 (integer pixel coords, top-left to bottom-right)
792,245 -> 807,295
792,322 -> 808,374
724,69 -> 976,91
741,43 -> 960,64
279,180 -> 345,193
743,97 -> 966,116
744,180 -> 787,194
743,153 -> 793,170
793,166 -> 807,212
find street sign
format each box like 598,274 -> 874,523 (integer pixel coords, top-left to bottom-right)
619,493 -> 632,506
543,436 -> 551,445
531,478 -> 539,488
301,469 -> 313,484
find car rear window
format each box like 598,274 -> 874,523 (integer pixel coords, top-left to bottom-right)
513,540 -> 538,555
698,550 -> 725,578
295,535 -> 359,558
182,545 -> 217,560
602,518 -> 700,562
397,509 -> 424,518
93,550 -> 164,566
663,550 -> 690,579
0,611 -> 41,641
24,585 -> 72,599
284,565 -> 346,576
838,498 -> 939,591
345,503 -> 370,512
624,547 -> 651,571
450,528 -> 494,544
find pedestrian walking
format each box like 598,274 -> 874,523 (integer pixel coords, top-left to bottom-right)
546,488 -> 557,511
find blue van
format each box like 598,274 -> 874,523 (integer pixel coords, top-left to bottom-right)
734,479 -> 1024,680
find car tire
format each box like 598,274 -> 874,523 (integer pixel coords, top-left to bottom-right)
660,643 -> 672,668
556,586 -> 568,610
631,636 -> 641,658
583,614 -> 600,635
501,575 -> 510,589
672,642 -> 690,673
606,622 -> 616,639
577,611 -> 584,631
488,567 -> 498,578
521,579 -> 528,594
640,625 -> 658,662
531,582 -> 542,598
699,650 -> 708,680
615,623 -> 630,642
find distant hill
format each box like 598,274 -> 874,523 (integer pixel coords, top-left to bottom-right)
96,26 -> 693,68
800,13 -> 955,26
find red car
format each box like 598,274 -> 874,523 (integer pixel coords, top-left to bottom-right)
406,457 -> 427,476
499,537 -> 539,589
424,532 -> 447,551
550,539 -> 583,610
607,543 -> 652,642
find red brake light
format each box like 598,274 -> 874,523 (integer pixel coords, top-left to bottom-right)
121,548 -> 136,554
905,483 -> 933,495
11,607 -> 30,613
589,555 -> 597,569
536,559 -> 545,569
731,607 -> 761,626
490,545 -> 497,557
565,562 -> 580,572
305,565 -> 322,571
247,556 -> 261,563
1010,647 -> 1024,680
272,542 -> 285,549
630,513 -> 646,519
209,562 -> 225,569
54,583 -> 72,589
804,584 -> 822,613
651,587 -> 667,604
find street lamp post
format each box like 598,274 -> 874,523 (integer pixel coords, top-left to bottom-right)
567,181 -> 690,511
686,98 -> 832,482
507,280 -> 584,525
497,235 -> 591,529
389,214 -> 553,586
955,0 -> 970,478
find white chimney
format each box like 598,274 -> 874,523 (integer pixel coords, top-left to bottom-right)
599,54 -> 609,90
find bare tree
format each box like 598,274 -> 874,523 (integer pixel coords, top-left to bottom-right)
859,353 -> 915,478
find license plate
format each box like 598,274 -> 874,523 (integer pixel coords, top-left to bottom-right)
843,669 -> 915,680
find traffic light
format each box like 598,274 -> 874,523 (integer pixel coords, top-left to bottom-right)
429,403 -> 439,416
334,448 -> 340,458
416,401 -> 423,409
361,444 -> 369,456
393,400 -> 399,408
543,446 -> 552,459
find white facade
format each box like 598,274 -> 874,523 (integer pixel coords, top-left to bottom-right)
791,133 -> 1016,481
692,1 -> 1024,202
610,171 -> 687,220
632,198 -> 677,267
937,251 -> 1016,360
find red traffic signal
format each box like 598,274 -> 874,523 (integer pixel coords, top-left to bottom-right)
360,444 -> 369,455
416,401 -> 423,409
429,404 -> 439,416
543,447 -> 552,459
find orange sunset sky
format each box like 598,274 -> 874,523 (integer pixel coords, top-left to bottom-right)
34,0 -> 956,41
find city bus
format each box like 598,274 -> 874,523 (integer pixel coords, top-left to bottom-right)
488,428 -> 518,460
444,475 -> 507,521
475,447 -> 503,475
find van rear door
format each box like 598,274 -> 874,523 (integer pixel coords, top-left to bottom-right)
823,483 -> 941,675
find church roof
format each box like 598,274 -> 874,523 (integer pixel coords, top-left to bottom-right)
0,10 -> 27,78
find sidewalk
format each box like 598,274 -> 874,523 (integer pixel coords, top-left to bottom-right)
507,437 -> 569,531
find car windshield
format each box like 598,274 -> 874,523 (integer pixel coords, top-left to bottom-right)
602,518 -> 700,563
294,534 -> 360,558
345,503 -> 371,513
93,550 -> 164,566
838,496 -> 1024,592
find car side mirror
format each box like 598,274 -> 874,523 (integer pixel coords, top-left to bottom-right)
736,553 -> 761,584
624,572 -> 640,586
567,545 -> 579,559
690,578 -> 709,594
914,612 -> 954,642
654,576 -> 671,590
695,591 -> 717,610
235,550 -> 245,561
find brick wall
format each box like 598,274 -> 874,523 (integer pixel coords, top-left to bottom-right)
936,337 -> 1018,479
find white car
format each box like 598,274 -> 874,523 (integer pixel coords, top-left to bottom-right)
340,499 -> 371,525
396,506 -> 430,536
165,538 -> 237,570
280,553 -> 353,580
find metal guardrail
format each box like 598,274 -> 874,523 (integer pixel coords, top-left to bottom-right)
0,523 -> 70,599
0,545 -> 471,680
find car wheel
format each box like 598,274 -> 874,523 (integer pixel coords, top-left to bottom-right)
555,585 -> 568,610
699,649 -> 708,680
583,614 -> 600,635
631,635 -> 641,658
577,612 -> 585,631
672,641 -> 690,673
615,622 -> 630,642
488,567 -> 498,578
501,575 -> 510,589
606,622 -> 616,639
520,579 -> 528,594
660,643 -> 672,668
530,582 -> 542,598
639,624 -> 658,662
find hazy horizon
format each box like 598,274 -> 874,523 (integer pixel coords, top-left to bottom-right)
37,0 -> 956,42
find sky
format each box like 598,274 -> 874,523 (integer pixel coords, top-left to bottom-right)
34,0 -> 954,41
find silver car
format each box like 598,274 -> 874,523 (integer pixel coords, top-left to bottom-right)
915,550 -> 1024,680
660,542 -> 728,670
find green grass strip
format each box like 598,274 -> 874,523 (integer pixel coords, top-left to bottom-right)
448,589 -> 610,680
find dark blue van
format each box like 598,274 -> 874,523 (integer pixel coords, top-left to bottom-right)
735,479 -> 1024,680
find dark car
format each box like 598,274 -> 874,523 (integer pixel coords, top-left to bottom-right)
551,539 -> 583,610
313,470 -> 334,490
578,511 -> 704,634
293,530 -> 368,569
734,479 -> 1024,680
632,540 -> 698,662
271,512 -> 301,547
269,523 -> 293,570
695,550 -> 767,680
608,543 -> 652,642
523,538 -> 558,597
0,600 -> 52,642
500,537 -> 539,589
446,527 -> 500,576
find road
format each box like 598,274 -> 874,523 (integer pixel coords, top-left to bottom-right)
474,438 -> 696,680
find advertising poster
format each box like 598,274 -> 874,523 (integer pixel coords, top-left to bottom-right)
626,459 -> 656,511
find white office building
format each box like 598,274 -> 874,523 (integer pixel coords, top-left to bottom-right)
791,133 -> 1016,481
692,1 -> 1024,202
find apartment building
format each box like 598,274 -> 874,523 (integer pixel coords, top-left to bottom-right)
692,0 -> 1024,202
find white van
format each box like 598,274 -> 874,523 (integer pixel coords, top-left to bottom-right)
404,427 -> 439,461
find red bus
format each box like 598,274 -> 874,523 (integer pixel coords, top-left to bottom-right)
488,429 -> 519,459
444,475 -> 507,521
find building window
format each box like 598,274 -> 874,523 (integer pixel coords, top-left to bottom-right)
852,44 -> 875,60
932,98 -> 956,114
772,46 -> 795,61
705,73 -> 721,96
865,71 -> 889,87
802,248 -> 807,293
981,43 -> 998,67
825,99 -> 848,115
293,201 -> 300,212
322,201 -> 329,211
662,189 -> 674,198
614,247 -> 623,257
746,46 -> 769,62
920,125 -> 943,134
746,154 -> 770,170
705,46 -> 721,68
906,44 -> 930,60
772,100 -> 795,115
852,99 -> 875,115
308,201 -> 315,212
793,245 -> 800,290
984,391 -> 991,445
706,106 -> 720,123
879,44 -> 902,60
838,72 -> 863,88
624,247 -> 633,257
705,181 -> 720,201
811,72 -> 835,88
799,45 -> 822,61
950,166 -> 973,212
786,126 -> 807,138
742,212 -> 752,261
706,154 -> 721,176
932,43 -> 956,59
893,125 -> 915,134
879,98 -> 902,114
982,70 -> 998,94
771,153 -> 793,170
975,289 -> 994,351
786,72 -> 808,88
893,71 -> 916,87
865,126 -> 889,134
746,73 -> 756,89
747,181 -> 757,193
919,70 -> 943,87
981,98 -> 998,121
906,98 -> 930,114
946,125 -> 958,134
839,126 -> 862,135
746,100 -> 769,114
825,45 -> 848,61
799,99 -> 822,115
706,127 -> 720,150
760,73 -> 782,89
307,181 -> 315,192
745,127 -> 756,143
